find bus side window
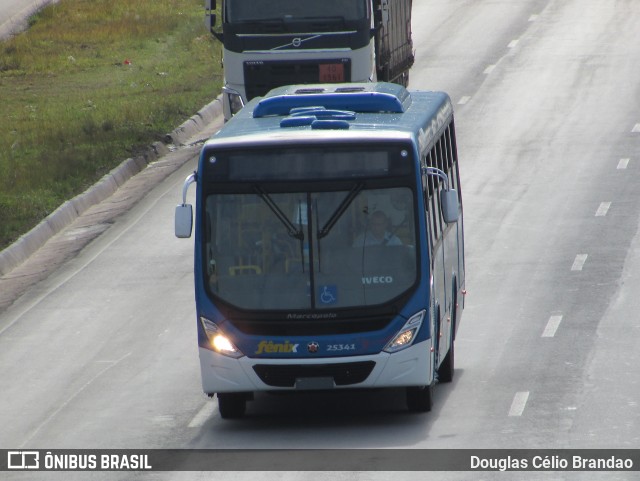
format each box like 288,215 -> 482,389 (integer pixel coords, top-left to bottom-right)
449,122 -> 462,200
421,154 -> 434,249
427,149 -> 442,242
436,136 -> 446,174
435,137 -> 447,228
444,125 -> 456,191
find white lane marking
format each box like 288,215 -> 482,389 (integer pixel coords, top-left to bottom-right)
188,401 -> 218,427
153,415 -> 176,426
484,64 -> 496,74
508,39 -> 519,48
632,124 -> 640,133
458,96 -> 471,105
595,202 -> 611,217
542,315 -> 563,338
571,254 -> 588,271
20,353 -> 131,447
508,391 -> 530,416
617,158 -> 629,169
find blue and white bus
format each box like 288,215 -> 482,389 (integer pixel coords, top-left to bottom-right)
175,82 -> 465,418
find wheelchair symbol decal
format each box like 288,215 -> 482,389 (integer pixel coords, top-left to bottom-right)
319,285 -> 338,305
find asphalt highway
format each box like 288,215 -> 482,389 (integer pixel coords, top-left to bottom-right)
1,1 -> 640,480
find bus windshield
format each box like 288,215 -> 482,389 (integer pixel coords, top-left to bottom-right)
227,0 -> 368,23
204,185 -> 417,311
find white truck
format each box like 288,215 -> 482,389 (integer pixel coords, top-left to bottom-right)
206,0 -> 414,119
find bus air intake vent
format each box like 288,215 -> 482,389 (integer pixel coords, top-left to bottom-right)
311,119 -> 350,130
335,86 -> 366,93
295,88 -> 326,94
253,361 -> 376,388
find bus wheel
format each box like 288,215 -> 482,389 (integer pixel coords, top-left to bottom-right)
406,384 -> 433,412
217,392 -> 247,419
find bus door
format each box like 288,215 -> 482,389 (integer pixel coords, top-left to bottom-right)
437,131 -> 456,357
422,152 -> 447,367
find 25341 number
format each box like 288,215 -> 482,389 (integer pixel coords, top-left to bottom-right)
326,344 -> 356,352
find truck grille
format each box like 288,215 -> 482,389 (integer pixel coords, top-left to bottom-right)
244,58 -> 351,101
253,361 -> 375,388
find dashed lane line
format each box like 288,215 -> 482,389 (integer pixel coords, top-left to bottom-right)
542,315 -> 563,338
508,391 -> 530,417
595,202 -> 611,217
571,254 -> 588,271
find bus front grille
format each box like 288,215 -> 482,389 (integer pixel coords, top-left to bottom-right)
253,361 -> 375,388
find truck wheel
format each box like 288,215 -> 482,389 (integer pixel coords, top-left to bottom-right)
406,384 -> 433,412
217,393 -> 247,419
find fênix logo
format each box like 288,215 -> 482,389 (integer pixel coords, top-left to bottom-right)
255,340 -> 299,355
7,451 -> 39,469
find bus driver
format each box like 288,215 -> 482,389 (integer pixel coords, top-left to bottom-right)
353,210 -> 402,247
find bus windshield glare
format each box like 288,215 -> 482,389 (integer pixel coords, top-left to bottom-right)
227,0 -> 367,23
202,146 -> 418,311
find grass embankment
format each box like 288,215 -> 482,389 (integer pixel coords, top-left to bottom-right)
0,0 -> 222,250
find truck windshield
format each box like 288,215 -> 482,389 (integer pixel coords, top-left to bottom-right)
227,0 -> 367,23
203,186 -> 417,311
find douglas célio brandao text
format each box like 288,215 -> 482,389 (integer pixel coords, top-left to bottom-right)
470,454 -> 634,471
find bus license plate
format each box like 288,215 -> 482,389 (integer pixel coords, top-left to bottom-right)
319,63 -> 345,83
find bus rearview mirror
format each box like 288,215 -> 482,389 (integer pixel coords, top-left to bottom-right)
175,204 -> 193,238
440,190 -> 459,224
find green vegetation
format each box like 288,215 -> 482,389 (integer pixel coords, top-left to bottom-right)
0,0 -> 222,250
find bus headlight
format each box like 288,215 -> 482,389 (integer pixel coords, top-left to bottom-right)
200,317 -> 244,358
383,310 -> 425,353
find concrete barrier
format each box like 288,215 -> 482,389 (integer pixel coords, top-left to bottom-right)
165,96 -> 223,146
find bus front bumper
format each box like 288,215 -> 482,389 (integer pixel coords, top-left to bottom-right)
198,340 -> 433,394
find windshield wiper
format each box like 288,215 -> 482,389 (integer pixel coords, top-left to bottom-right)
254,186 -> 304,240
317,183 -> 363,240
